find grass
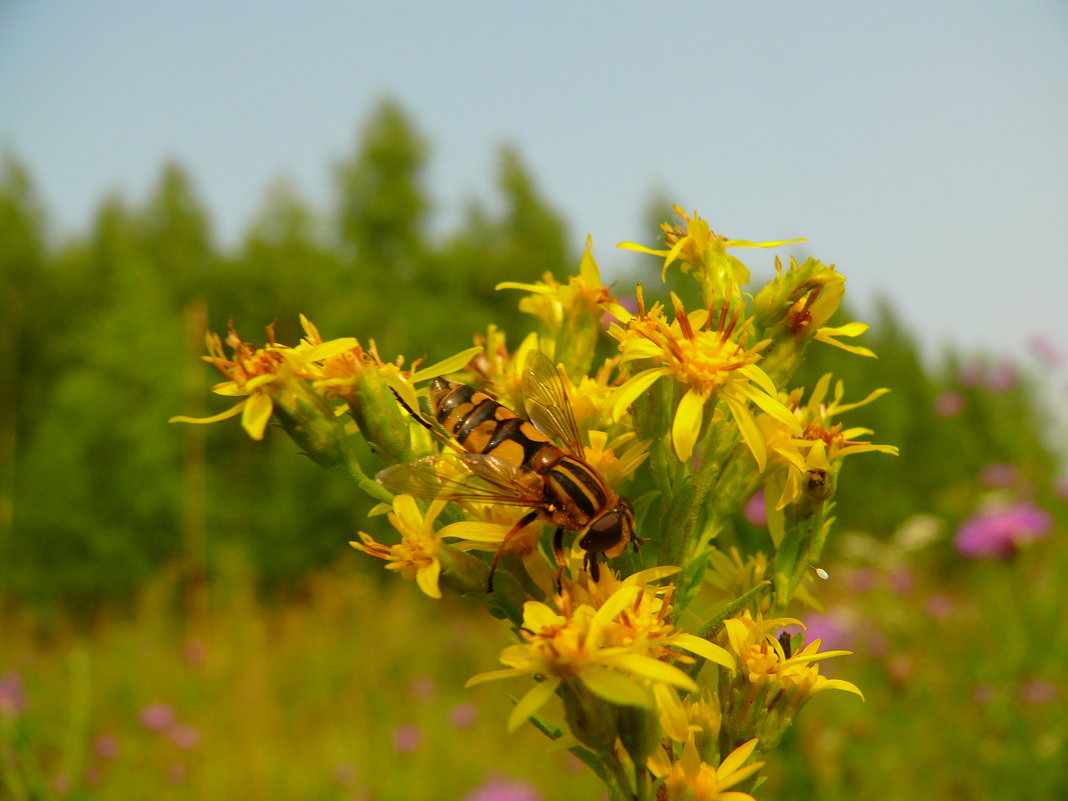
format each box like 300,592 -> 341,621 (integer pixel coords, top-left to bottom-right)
1,552 -> 602,801
4,507 -> 1066,801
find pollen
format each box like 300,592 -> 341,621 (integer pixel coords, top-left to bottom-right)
671,333 -> 750,393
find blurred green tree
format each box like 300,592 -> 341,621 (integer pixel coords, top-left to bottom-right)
7,102 -> 1060,608
334,97 -> 429,284
0,154 -> 48,590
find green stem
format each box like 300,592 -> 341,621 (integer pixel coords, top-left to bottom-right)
0,720 -> 30,801
770,499 -> 828,615
633,764 -> 653,801
604,753 -> 634,801
341,444 -> 395,505
661,421 -> 736,568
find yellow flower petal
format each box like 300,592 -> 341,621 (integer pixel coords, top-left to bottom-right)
588,585 -> 642,646
169,400 -> 246,427
411,346 -> 484,383
579,665 -> 656,708
718,737 -> 759,779
818,678 -> 865,700
524,601 -> 566,632
669,633 -> 736,672
611,367 -> 669,422
616,241 -> 670,258
671,387 -> 706,462
299,337 -> 359,361
606,654 -> 698,693
507,676 -> 561,732
654,684 -> 690,742
439,521 -> 513,543
724,395 -> 766,472
465,668 -> 527,687
241,392 -> 274,440
415,558 -> 442,599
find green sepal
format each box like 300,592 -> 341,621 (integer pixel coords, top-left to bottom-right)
270,373 -> 353,473
559,679 -> 619,755
348,368 -> 413,463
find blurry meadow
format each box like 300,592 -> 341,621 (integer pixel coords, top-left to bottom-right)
2,99 -> 1066,800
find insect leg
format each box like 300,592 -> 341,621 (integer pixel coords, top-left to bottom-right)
583,551 -> 601,582
487,509 -> 541,592
552,527 -> 567,591
389,388 -> 465,454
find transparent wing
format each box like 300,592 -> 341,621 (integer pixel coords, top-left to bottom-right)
376,452 -> 545,507
521,350 -> 584,457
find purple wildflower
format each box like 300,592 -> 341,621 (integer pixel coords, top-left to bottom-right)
1053,476 -> 1068,500
164,762 -> 188,785
463,777 -> 542,801
794,609 -> 856,653
410,675 -> 437,702
140,703 -> 176,732
334,762 -> 357,786
958,362 -> 984,387
450,701 -> 478,730
1028,334 -> 1064,369
980,463 -> 1020,488
392,724 -> 422,754
986,362 -> 1018,392
0,673 -> 27,717
168,723 -> 201,750
93,733 -> 120,760
954,504 -> 1052,559
744,490 -> 766,526
925,594 -> 955,620
1019,678 -> 1059,705
933,391 -> 963,417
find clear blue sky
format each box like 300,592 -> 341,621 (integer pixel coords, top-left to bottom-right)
2,1 -> 1066,373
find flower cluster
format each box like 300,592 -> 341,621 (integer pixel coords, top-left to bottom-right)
173,206 -> 895,800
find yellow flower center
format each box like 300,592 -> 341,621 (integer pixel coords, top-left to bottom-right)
672,332 -> 747,393
391,540 -> 436,574
741,642 -> 781,680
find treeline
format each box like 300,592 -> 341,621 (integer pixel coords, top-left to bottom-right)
1,99 -> 576,606
1,98 -> 1061,607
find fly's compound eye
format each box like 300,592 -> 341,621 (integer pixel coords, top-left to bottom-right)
580,510 -> 626,555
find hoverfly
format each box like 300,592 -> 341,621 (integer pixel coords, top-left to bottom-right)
377,351 -> 638,590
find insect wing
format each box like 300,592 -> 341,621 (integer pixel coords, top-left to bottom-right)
376,452 -> 545,507
521,350 -> 584,457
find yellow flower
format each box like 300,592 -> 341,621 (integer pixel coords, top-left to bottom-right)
302,313 -> 482,414
608,291 -> 801,465
582,430 -> 650,490
619,205 -> 802,285
350,494 -> 451,599
705,548 -> 770,602
758,375 -> 899,536
556,356 -> 626,435
466,579 -> 735,732
496,235 -> 615,330
720,611 -> 863,701
755,257 -> 875,358
652,736 -> 764,801
169,322 -> 356,440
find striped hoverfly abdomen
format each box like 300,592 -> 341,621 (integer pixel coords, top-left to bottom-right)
377,351 -> 638,590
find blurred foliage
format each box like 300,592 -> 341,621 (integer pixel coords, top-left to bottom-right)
0,558 -> 603,800
1,98 -> 1065,611
0,99 -> 571,607
2,97 -> 1066,799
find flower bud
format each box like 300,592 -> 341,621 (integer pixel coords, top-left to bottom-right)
347,367 -> 413,463
268,368 -> 353,472
559,680 -> 620,755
